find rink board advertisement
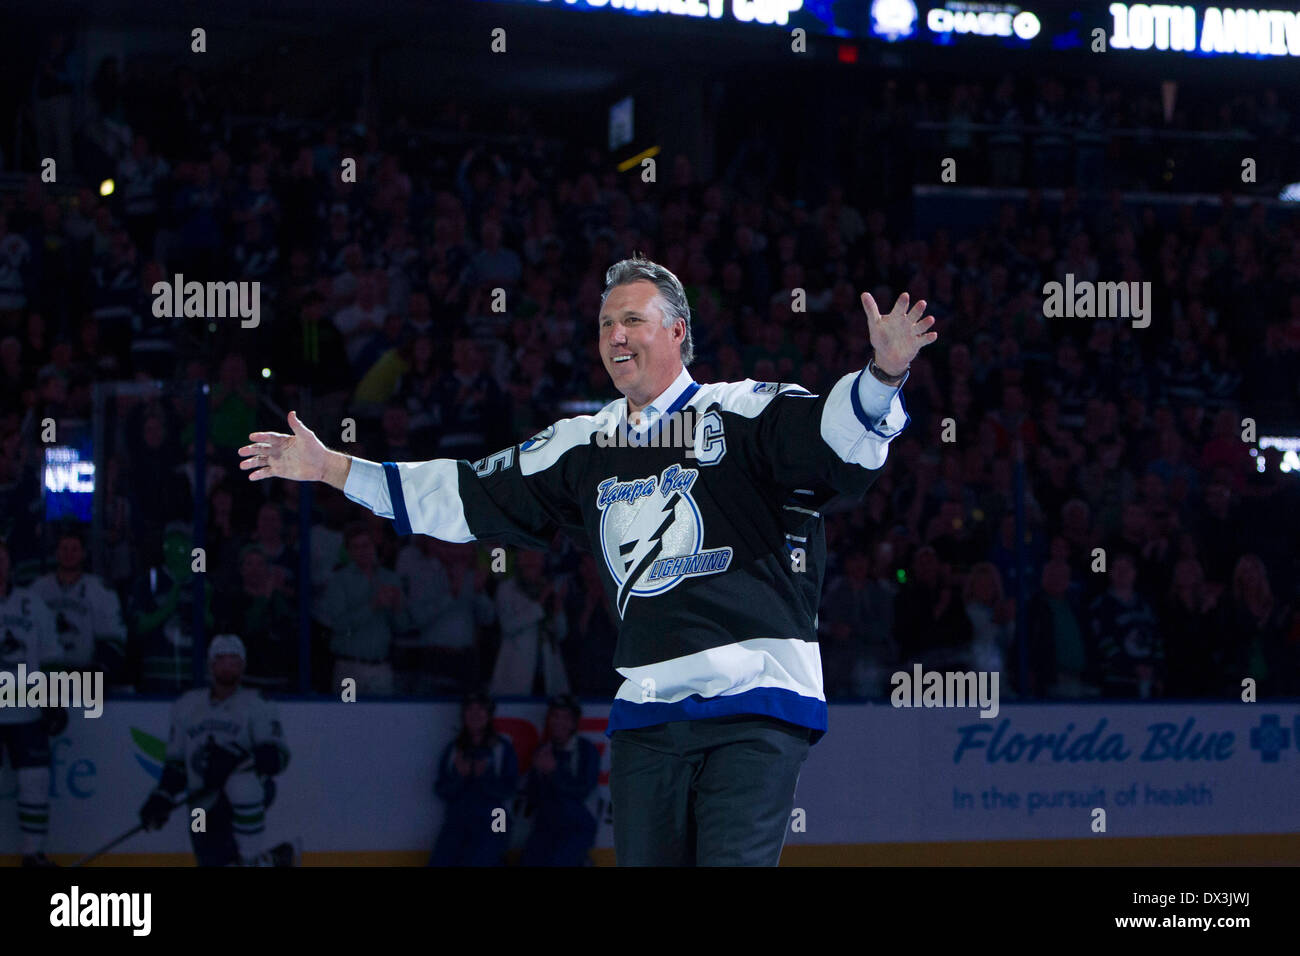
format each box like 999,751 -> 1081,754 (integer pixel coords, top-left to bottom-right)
2,701 -> 1298,856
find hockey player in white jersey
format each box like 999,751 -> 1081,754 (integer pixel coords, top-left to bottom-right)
0,539 -> 61,866
138,634 -> 299,866
30,528 -> 127,680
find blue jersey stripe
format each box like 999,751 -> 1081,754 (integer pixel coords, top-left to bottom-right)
606,686 -> 827,745
382,462 -> 412,536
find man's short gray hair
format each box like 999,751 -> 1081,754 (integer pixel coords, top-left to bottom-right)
600,254 -> 694,367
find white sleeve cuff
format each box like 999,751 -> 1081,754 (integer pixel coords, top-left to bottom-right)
820,369 -> 912,470
855,368 -> 909,440
343,458 -> 393,518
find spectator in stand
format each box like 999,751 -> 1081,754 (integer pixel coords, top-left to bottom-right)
365,401 -> 424,463
244,501 -> 298,598
204,484 -> 243,594
1104,502 -> 1171,601
395,538 -> 492,695
1088,553 -> 1163,698
270,291 -> 353,424
30,527 -> 128,682
1221,554 -> 1297,698
314,521 -> 409,696
1195,478 -> 1245,586
560,554 -> 620,698
231,161 -> 280,240
215,545 -> 297,692
171,158 -> 224,278
819,548 -> 898,698
333,273 -> 388,370
127,409 -> 192,566
0,337 -> 33,411
116,135 -> 169,258
209,353 -> 258,452
430,691 -> 518,867
463,219 -> 522,295
962,561 -> 1016,684
33,32 -> 78,174
394,334 -> 442,451
520,694 -> 600,867
925,498 -> 985,575
894,546 -> 972,668
0,211 -> 34,319
232,216 -> 279,282
1025,557 -> 1094,698
490,549 -> 568,697
985,76 -> 1024,186
431,336 -> 511,462
1160,557 -> 1224,698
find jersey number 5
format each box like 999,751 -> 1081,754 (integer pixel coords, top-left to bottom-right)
472,448 -> 515,478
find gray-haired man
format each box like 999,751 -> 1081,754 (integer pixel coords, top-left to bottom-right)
241,255 -> 936,865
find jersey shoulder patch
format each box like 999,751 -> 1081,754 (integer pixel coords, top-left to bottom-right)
696,379 -> 816,418
519,424 -> 555,453
517,403 -> 620,475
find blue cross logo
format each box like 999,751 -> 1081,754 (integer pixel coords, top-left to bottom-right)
1249,714 -> 1291,762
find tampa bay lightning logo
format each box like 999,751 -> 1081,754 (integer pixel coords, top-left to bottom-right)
597,464 -> 732,617
520,425 -> 554,453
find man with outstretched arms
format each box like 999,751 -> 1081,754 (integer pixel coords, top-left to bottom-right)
241,254 -> 935,865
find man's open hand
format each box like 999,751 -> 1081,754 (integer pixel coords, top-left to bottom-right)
239,410 -> 331,483
861,291 -> 939,376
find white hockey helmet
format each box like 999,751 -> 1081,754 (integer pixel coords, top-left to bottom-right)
207,634 -> 247,662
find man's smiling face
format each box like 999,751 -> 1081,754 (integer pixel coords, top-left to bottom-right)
599,279 -> 685,407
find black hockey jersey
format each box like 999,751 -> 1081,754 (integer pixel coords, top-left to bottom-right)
344,365 -> 910,743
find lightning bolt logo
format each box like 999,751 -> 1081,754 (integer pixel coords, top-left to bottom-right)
616,492 -> 681,616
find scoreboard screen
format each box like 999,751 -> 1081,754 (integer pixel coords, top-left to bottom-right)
477,0 -> 1300,60
1256,436 -> 1300,476
44,441 -> 95,522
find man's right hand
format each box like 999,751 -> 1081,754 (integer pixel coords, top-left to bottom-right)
240,411 -> 351,488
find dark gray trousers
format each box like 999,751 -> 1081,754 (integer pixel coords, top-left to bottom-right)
610,714 -> 813,866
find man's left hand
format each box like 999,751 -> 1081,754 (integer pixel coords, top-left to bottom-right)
861,291 -> 938,376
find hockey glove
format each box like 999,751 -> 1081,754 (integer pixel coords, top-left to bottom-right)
201,740 -> 246,791
253,742 -> 285,777
140,792 -> 174,830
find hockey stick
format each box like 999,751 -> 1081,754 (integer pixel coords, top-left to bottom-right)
69,757 -> 254,867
